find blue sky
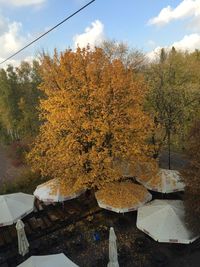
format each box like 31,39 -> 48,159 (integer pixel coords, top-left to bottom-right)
1,0 -> 200,66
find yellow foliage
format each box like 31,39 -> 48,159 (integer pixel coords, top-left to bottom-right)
95,181 -> 151,209
37,178 -> 85,197
27,47 -> 157,190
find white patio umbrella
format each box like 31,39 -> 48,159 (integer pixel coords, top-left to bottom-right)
95,182 -> 152,213
108,227 -> 119,267
136,168 -> 185,193
16,219 -> 29,256
114,158 -> 133,178
137,199 -> 198,244
0,193 -> 34,227
17,253 -> 79,267
34,178 -> 85,203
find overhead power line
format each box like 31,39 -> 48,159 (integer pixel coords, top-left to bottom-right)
0,0 -> 95,65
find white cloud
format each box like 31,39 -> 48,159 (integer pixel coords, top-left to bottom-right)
0,55 -> 34,68
0,15 -> 33,68
147,46 -> 163,62
73,20 -> 105,49
147,33 -> 200,61
0,0 -> 46,7
172,33 -> 200,50
187,16 -> 200,31
148,0 -> 200,27
0,21 -> 25,57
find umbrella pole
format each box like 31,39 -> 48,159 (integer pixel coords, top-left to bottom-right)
168,130 -> 171,170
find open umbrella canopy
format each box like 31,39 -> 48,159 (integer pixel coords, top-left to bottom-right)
17,253 -> 79,267
0,193 -> 34,227
95,181 -> 152,213
137,199 -> 198,244
114,159 -> 134,178
136,168 -> 185,193
34,178 -> 85,203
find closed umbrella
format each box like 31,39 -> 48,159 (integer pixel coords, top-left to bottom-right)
136,199 -> 198,244
16,219 -> 29,256
108,227 -> 119,267
17,253 -> 79,267
0,193 -> 34,227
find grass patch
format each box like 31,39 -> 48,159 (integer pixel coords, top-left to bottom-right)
0,169 -> 49,195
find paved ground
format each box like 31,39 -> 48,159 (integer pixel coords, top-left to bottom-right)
159,151 -> 188,170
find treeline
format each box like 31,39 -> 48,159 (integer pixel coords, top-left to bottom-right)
0,43 -> 199,157
0,60 -> 42,143
145,47 -> 200,165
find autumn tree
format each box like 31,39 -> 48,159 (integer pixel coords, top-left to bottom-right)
181,121 -> 200,234
28,47 -> 155,190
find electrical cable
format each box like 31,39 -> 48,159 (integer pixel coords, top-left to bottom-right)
0,0 -> 95,65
